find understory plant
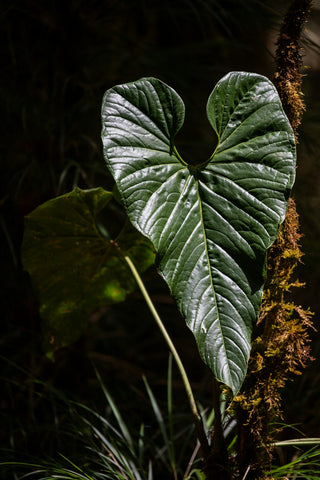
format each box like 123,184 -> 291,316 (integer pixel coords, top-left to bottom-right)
17,1 -> 316,479
3,362 -> 320,480
1,361 -> 213,480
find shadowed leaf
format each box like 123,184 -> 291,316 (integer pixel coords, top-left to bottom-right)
22,187 -> 155,356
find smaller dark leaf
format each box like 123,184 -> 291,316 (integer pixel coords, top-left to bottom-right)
21,187 -> 155,356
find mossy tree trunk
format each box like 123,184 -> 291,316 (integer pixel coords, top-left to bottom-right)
232,1 -> 314,479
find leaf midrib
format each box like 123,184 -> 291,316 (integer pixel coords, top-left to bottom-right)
195,174 -> 232,387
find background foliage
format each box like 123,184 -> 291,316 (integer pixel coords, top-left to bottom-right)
1,0 -> 320,476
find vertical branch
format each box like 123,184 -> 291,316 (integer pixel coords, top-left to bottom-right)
274,0 -> 312,137
233,1 -> 314,479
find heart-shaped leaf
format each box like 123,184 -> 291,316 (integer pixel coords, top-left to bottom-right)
21,187 -> 155,356
101,72 -> 296,394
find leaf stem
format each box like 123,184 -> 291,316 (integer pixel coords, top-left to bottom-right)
124,255 -> 210,456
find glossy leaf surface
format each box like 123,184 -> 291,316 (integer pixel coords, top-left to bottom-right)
22,187 -> 155,355
101,72 -> 296,394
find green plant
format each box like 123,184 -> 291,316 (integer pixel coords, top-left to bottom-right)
0,359 -> 216,480
19,67 -> 311,479
2,0 -> 319,478
101,71 -> 295,396
21,187 -> 155,355
16,3 -> 317,477
2,363 -> 319,480
100,71 -> 296,476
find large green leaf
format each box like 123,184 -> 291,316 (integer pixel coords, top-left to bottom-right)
101,72 -> 295,395
21,187 -> 155,356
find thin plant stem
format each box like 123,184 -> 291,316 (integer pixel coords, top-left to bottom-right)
183,441 -> 201,480
124,255 -> 210,456
167,354 -> 178,480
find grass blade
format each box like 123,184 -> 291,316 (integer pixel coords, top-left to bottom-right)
142,376 -> 170,459
94,368 -> 135,455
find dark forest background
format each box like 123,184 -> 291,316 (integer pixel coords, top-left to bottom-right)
1,0 -> 320,475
